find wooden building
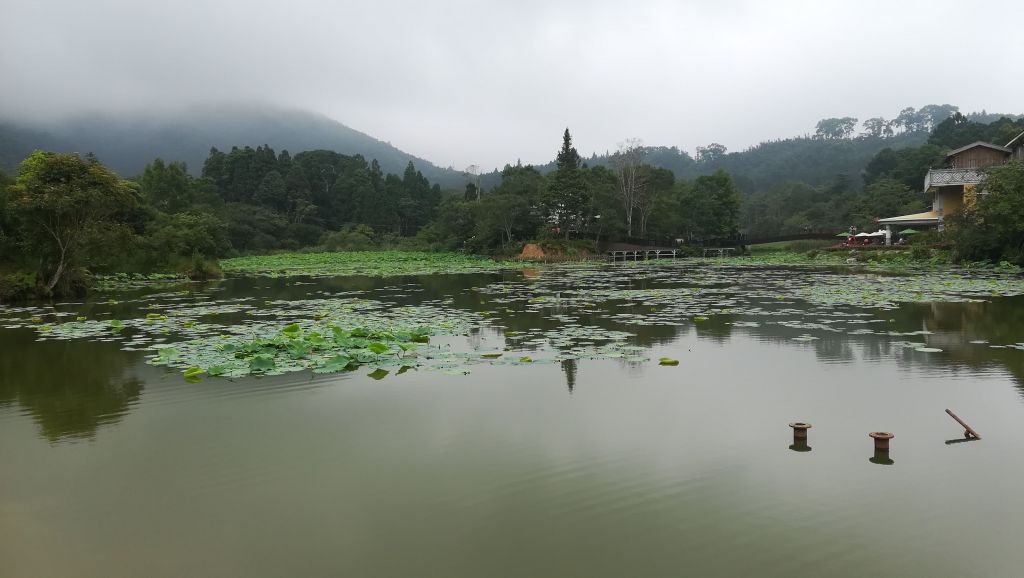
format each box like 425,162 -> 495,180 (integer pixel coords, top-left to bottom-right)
877,129 -> 1024,238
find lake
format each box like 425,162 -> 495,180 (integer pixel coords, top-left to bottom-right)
3,261 -> 1024,577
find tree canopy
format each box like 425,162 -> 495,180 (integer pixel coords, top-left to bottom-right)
8,151 -> 136,294
947,162 -> 1024,263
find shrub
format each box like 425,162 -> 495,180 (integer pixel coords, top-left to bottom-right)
179,251 -> 223,281
144,211 -> 230,267
676,245 -> 703,257
0,270 -> 37,302
320,224 -> 376,251
906,230 -> 940,246
909,246 -> 931,261
538,239 -> 596,256
749,239 -> 833,254
947,162 -> 1024,263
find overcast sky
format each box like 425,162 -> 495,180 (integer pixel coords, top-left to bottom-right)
1,0 -> 1022,169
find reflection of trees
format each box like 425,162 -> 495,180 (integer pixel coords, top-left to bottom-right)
493,302 -> 687,352
561,359 -> 577,393
0,330 -> 143,442
811,336 -> 856,363
212,270 -> 1024,399
911,299 -> 1024,393
467,326 -> 484,351
216,273 -> 507,305
692,314 -> 736,343
849,299 -> 1024,394
857,335 -> 888,361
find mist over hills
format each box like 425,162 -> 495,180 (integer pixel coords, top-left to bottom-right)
0,105 -> 467,187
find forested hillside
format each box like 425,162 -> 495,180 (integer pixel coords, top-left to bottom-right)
506,131 -> 928,194
7,103 -> 1015,201
0,105 -> 467,188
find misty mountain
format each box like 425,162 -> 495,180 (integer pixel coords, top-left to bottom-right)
0,105 -> 468,188
3,105 -> 1014,197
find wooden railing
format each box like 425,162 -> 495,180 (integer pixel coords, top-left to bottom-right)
924,168 -> 985,190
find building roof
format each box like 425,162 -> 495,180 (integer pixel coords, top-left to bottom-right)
877,210 -> 941,225
1006,129 -> 1024,149
946,141 -> 1011,158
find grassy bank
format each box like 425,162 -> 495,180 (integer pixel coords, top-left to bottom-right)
219,251 -> 530,278
747,240 -> 836,255
717,246 -> 1024,272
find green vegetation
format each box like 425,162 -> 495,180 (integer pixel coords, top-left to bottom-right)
0,127 -> 744,300
9,260 -> 1024,381
5,151 -> 136,297
0,145 -> 447,299
3,105 -> 1024,303
159,322 -> 435,379
724,248 -> 956,269
947,162 -> 1024,264
741,110 -> 1022,238
748,240 -> 834,254
219,251 -> 524,278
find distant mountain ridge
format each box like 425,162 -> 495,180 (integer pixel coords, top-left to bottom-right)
0,105 -> 467,187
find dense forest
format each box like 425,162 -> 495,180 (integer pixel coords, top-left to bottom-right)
0,146 -> 444,298
2,103 -> 1024,301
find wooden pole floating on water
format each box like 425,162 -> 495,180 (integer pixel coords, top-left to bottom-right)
945,409 -> 981,439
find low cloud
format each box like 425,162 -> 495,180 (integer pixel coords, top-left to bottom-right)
2,0 -> 1022,168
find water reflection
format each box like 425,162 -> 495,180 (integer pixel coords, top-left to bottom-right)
8,266 -> 1024,576
944,437 -> 981,446
0,330 -> 143,442
896,300 -> 1024,394
561,359 -> 577,393
789,439 -> 812,452
691,313 -> 736,343
810,336 -> 857,363
869,450 -> 895,465
6,267 -> 1024,443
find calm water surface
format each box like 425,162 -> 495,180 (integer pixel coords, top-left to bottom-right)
3,264 -> 1024,577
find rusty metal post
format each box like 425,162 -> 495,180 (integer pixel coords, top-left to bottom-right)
789,422 -> 811,440
788,422 -> 812,452
869,431 -> 893,452
945,409 -> 981,439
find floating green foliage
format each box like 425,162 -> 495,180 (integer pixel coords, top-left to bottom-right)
9,260 -> 1024,382
219,251 -> 529,278
93,272 -> 191,291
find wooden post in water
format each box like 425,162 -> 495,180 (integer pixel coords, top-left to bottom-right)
945,409 -> 981,439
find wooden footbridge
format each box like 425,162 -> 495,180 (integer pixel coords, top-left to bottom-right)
605,247 -> 737,260
603,231 -> 836,262
606,248 -> 679,261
